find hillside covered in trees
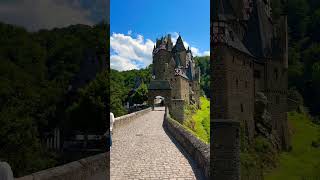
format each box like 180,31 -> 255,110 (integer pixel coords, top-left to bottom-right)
110,56 -> 210,117
286,0 -> 320,120
0,22 -> 109,176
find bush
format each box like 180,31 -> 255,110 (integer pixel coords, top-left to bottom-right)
254,136 -> 278,169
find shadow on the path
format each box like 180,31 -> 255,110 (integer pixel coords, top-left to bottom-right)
162,119 -> 206,180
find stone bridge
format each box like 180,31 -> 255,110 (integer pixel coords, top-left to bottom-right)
111,106 -> 206,180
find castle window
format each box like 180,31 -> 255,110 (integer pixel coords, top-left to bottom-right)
236,79 -> 239,88
245,81 -> 248,88
276,96 -> 280,104
232,56 -> 235,63
254,70 -> 261,78
241,104 -> 244,112
274,68 -> 279,80
243,60 -> 245,65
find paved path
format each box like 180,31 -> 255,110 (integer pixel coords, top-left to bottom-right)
110,107 -> 204,180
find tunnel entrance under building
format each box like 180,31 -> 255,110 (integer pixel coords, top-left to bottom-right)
154,96 -> 165,107
148,80 -> 172,111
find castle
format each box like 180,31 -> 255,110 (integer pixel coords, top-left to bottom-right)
148,34 -> 201,122
212,0 -> 290,150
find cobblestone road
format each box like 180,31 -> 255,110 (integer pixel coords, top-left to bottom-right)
110,107 -> 204,180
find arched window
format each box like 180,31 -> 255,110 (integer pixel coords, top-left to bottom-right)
276,95 -> 280,104
274,68 -> 279,80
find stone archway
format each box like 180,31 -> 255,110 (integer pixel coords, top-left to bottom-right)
148,80 -> 172,110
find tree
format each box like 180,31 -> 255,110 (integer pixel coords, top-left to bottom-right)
130,83 -> 148,105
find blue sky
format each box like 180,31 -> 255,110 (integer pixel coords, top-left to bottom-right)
110,0 -> 210,71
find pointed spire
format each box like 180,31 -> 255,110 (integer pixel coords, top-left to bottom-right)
187,46 -> 192,53
173,35 -> 186,52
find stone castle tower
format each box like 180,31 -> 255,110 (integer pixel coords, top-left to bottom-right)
148,34 -> 201,122
212,0 -> 290,150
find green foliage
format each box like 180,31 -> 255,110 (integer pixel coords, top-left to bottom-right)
288,0 -> 310,39
110,66 -> 152,117
130,83 -> 148,104
254,137 -> 278,169
286,0 -> 320,116
194,56 -> 210,97
66,70 -> 108,133
240,134 -> 278,180
241,152 -> 263,180
183,97 -> 210,143
0,22 -> 109,176
265,111 -> 320,180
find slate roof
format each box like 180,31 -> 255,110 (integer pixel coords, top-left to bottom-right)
173,36 -> 186,52
148,80 -> 171,90
243,0 -> 273,59
174,54 -> 182,67
213,0 -> 236,21
214,0 -> 274,60
225,27 -> 254,57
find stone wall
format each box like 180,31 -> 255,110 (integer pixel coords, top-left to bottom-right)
170,99 -> 185,122
163,107 -> 210,179
211,119 -> 240,180
16,152 -> 108,180
212,45 -> 255,141
113,108 -> 152,131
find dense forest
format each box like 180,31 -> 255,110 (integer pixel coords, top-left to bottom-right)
110,56 -> 210,117
286,0 -> 320,120
0,22 -> 109,176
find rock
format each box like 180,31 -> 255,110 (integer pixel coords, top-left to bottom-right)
254,92 -> 281,150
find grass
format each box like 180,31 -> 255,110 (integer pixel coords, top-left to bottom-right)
265,111 -> 320,180
183,97 -> 210,143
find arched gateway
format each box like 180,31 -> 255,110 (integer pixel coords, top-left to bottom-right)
148,80 -> 171,109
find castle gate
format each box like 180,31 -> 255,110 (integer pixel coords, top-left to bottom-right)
148,80 -> 172,109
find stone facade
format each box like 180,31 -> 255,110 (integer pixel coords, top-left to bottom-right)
148,34 -> 201,121
211,119 -> 240,180
212,0 -> 290,150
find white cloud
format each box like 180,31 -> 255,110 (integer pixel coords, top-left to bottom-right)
110,31 -> 209,71
110,32 -> 154,71
110,55 -> 139,71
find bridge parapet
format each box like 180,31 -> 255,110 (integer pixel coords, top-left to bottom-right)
113,108 -> 152,130
164,107 -> 210,179
16,153 -> 108,180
